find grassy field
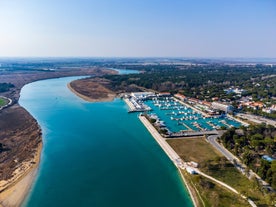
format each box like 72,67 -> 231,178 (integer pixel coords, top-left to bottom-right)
0,97 -> 8,107
181,170 -> 250,207
168,138 -> 275,206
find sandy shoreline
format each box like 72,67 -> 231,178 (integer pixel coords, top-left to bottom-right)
0,143 -> 42,207
67,82 -> 116,103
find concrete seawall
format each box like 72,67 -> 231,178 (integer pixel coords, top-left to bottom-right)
123,98 -> 136,111
138,115 -> 198,207
139,115 -> 182,166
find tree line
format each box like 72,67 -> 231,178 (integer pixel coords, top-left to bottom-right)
220,124 -> 276,189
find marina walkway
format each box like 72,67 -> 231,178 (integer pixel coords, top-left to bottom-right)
169,130 -> 218,138
139,115 -> 185,168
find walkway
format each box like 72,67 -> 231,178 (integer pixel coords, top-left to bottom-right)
139,115 -> 184,168
0,96 -> 12,111
169,130 -> 218,138
236,113 -> 276,127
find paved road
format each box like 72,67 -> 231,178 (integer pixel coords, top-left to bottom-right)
207,135 -> 239,162
207,134 -> 272,190
0,96 -> 12,111
236,113 -> 276,127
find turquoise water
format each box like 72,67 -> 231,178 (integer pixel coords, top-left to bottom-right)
19,76 -> 193,207
145,98 -> 241,133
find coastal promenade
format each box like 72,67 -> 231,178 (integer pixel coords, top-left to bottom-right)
139,115 -> 184,168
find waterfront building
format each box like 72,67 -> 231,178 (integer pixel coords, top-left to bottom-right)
186,167 -> 197,174
158,92 -> 171,97
188,98 -> 199,104
211,102 -> 233,113
174,93 -> 187,101
131,92 -> 155,100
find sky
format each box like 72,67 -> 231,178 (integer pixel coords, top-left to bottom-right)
0,0 -> 275,58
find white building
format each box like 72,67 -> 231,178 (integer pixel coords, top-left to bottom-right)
131,92 -> 155,100
212,102 -> 233,113
186,166 -> 197,174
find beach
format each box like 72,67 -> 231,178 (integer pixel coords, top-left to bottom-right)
0,143 -> 42,207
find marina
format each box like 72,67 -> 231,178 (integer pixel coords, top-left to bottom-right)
145,97 -> 241,133
124,95 -> 242,135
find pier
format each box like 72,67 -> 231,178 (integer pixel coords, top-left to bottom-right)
173,97 -> 211,118
181,122 -> 193,131
123,98 -> 151,113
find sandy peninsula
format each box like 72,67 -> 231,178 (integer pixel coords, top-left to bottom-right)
68,78 -> 117,102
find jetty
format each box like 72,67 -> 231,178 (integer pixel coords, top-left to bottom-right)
123,98 -> 151,113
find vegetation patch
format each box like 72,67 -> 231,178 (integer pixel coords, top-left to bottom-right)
220,124 -> 276,188
0,98 -> 8,107
0,83 -> 14,93
181,170 -> 250,207
167,138 -> 222,164
168,138 -> 276,206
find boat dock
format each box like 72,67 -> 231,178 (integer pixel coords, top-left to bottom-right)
181,122 -> 193,131
173,97 -> 211,118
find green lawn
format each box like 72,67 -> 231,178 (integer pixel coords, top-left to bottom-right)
0,97 -> 8,107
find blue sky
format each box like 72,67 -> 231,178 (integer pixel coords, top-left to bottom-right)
0,0 -> 275,57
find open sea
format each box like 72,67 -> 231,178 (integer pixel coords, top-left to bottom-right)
19,74 -> 193,207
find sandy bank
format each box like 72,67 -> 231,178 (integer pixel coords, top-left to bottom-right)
67,82 -> 116,103
0,143 -> 42,207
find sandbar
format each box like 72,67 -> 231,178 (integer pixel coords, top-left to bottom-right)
67,82 -> 116,103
